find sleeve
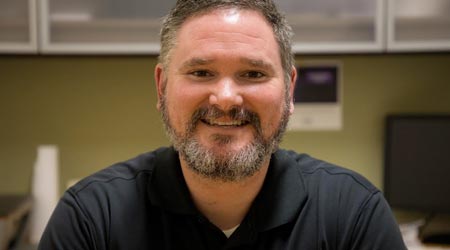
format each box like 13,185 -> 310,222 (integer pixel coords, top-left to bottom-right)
38,191 -> 98,250
349,192 -> 407,250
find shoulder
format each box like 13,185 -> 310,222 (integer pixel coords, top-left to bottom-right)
69,149 -> 158,194
40,147 -> 177,249
276,149 -> 379,194
273,152 -> 405,248
274,150 -> 398,241
64,147 -> 174,211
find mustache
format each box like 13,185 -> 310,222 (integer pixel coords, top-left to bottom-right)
187,106 -> 262,133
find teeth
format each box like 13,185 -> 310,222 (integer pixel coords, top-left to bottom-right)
206,120 -> 245,126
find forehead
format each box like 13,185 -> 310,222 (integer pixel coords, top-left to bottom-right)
182,7 -> 273,33
169,8 -> 281,69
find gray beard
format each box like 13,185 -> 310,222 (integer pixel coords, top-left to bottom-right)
177,135 -> 269,182
160,95 -> 290,182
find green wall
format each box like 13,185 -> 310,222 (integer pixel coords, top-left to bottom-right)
1,53 -> 450,195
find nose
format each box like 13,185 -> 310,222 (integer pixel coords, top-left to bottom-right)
209,78 -> 243,111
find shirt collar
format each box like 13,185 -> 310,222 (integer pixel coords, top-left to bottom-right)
148,147 -> 198,215
148,147 -> 308,231
249,149 -> 308,232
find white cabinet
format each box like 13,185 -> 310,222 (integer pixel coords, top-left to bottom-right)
38,0 -> 385,54
278,0 -> 384,53
1,0 -> 449,54
39,0 -> 176,54
387,0 -> 450,51
0,0 -> 37,53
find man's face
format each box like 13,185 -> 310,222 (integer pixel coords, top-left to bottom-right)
155,8 -> 296,182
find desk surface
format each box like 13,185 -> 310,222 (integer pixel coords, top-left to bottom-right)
401,221 -> 450,250
0,195 -> 31,218
0,194 -> 32,250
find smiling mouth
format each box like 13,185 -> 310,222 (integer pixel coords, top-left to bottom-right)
201,118 -> 250,127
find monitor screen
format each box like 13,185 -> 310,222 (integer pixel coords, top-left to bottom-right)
384,115 -> 450,213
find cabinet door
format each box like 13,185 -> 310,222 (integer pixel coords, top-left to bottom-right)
277,0 -> 384,53
0,0 -> 37,53
387,0 -> 450,51
40,0 -> 176,53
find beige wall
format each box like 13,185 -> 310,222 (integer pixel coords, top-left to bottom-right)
1,53 -> 450,195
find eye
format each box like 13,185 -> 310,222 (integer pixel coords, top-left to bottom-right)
189,70 -> 213,78
241,71 -> 266,80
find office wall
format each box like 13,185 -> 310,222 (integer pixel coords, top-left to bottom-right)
1,53 -> 450,195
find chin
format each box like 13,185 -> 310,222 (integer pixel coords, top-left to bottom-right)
206,139 -> 253,152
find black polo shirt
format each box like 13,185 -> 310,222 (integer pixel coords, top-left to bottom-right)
39,147 -> 406,249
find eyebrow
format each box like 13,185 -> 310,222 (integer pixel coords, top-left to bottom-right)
240,58 -> 275,72
180,57 -> 214,70
179,56 -> 275,72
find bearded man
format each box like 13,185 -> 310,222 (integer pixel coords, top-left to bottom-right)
39,1 -> 406,249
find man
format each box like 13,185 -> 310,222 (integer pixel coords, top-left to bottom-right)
39,0 -> 407,249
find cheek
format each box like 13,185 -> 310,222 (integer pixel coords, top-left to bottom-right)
252,90 -> 286,132
165,85 -> 207,127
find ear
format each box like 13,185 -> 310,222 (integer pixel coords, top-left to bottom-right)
288,66 -> 297,115
154,63 -> 166,111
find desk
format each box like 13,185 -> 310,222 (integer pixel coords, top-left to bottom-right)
401,220 -> 450,250
0,195 -> 32,250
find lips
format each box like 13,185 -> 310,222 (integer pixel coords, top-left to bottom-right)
201,118 -> 250,127
190,106 -> 259,132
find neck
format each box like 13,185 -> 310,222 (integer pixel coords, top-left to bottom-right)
180,157 -> 270,230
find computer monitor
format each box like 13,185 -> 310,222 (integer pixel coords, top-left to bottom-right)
384,114 -> 450,243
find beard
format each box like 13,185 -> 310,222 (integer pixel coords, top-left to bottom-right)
160,93 -> 291,182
